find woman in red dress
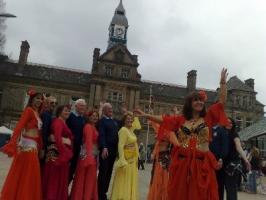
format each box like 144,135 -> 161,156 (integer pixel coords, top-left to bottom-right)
136,68 -> 229,200
0,90 -> 43,200
42,105 -> 73,200
147,121 -> 179,200
70,111 -> 99,200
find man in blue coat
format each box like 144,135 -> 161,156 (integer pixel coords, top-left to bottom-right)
97,103 -> 119,200
66,99 -> 86,183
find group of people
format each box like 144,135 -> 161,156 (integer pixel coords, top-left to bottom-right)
138,68 -> 254,200
0,68 -> 261,200
0,90 -> 142,200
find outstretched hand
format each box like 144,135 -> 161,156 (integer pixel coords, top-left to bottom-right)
133,108 -> 146,117
220,68 -> 228,84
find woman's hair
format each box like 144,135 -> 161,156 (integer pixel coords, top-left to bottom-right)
55,105 -> 70,118
84,111 -> 99,123
228,117 -> 236,134
251,147 -> 260,158
182,92 -> 207,120
121,112 -> 134,126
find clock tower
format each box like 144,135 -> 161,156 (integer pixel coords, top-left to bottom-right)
108,0 -> 128,49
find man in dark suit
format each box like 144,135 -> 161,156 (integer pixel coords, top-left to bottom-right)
97,103 -> 119,200
40,95 -> 57,166
66,99 -> 86,183
209,125 -> 229,200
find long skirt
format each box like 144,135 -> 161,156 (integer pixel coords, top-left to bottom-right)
168,147 -> 219,200
147,160 -> 169,200
42,161 -> 69,200
0,150 -> 42,200
111,158 -> 138,200
70,162 -> 98,200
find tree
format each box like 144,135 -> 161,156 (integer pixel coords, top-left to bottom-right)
0,0 -> 6,54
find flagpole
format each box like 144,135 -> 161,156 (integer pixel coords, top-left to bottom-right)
145,85 -> 152,163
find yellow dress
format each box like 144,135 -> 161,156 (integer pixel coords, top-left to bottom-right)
111,117 -> 141,200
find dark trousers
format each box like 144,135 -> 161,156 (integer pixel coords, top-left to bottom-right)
138,159 -> 145,170
216,169 -> 225,200
98,149 -> 116,200
217,168 -> 239,200
225,171 -> 239,200
69,142 -> 81,183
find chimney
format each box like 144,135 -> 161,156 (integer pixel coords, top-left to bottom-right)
187,70 -> 197,92
18,40 -> 30,65
92,48 -> 100,72
132,55 -> 138,63
245,78 -> 254,89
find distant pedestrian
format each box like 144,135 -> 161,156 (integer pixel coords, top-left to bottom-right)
138,143 -> 146,170
247,146 -> 260,193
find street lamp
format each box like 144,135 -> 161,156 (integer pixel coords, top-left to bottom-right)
0,13 -> 16,18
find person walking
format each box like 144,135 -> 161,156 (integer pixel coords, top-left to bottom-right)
138,143 -> 146,170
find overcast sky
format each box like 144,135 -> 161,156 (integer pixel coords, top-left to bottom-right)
4,0 -> 266,106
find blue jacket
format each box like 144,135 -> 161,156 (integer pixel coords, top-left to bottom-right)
97,116 -> 119,151
209,125 -> 229,160
66,112 -> 85,148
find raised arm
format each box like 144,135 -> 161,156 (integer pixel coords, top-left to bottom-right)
134,108 -> 163,124
219,68 -> 228,105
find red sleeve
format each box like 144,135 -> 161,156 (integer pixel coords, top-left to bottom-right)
205,102 -> 229,141
52,119 -> 72,164
158,115 -> 185,141
0,107 -> 33,156
83,124 -> 96,165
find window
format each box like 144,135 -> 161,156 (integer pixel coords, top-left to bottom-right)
107,91 -> 123,102
243,96 -> 247,107
246,118 -> 253,127
121,69 -> 129,79
235,116 -> 243,132
105,66 -> 113,76
107,91 -> 124,114
236,96 -> 241,106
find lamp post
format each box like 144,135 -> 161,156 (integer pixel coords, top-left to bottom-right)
0,13 -> 16,18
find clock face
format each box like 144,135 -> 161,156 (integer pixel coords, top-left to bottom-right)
115,27 -> 124,37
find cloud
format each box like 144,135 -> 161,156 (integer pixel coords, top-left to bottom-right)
4,0 -> 266,106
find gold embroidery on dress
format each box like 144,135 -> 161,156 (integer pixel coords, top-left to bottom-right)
177,118 -> 209,149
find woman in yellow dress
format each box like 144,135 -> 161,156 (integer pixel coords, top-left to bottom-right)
111,112 -> 141,200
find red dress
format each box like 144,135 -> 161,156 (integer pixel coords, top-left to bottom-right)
0,107 -> 43,200
147,121 -> 179,200
158,102 -> 229,200
42,118 -> 73,200
70,124 -> 99,200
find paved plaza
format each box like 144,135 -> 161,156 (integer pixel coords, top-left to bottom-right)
0,153 -> 265,199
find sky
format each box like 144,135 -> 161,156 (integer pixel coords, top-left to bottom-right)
3,0 -> 266,106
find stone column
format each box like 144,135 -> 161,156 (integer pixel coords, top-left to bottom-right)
134,90 -> 140,108
88,84 -> 96,107
129,89 -> 135,110
94,84 -> 102,106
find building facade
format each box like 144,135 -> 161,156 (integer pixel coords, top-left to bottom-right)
0,1 -> 264,145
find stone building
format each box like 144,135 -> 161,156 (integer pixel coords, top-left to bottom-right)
0,0 -> 264,145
